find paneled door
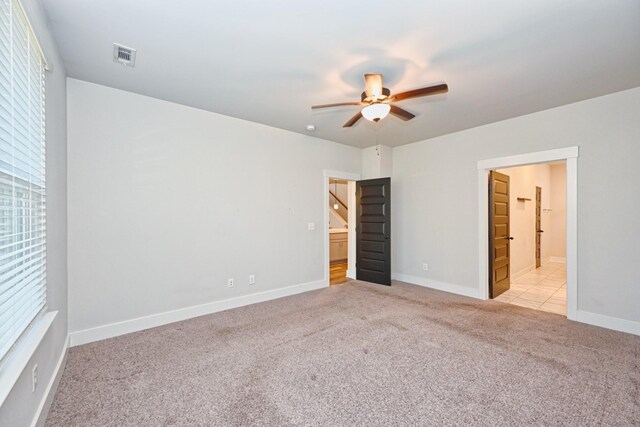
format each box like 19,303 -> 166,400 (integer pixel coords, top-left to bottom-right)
356,178 -> 391,286
536,186 -> 543,268
489,171 -> 512,298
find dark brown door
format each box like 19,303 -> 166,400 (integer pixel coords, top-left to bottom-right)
489,171 -> 511,298
535,186 -> 542,268
356,178 -> 391,286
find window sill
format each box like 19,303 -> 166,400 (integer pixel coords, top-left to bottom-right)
0,311 -> 57,408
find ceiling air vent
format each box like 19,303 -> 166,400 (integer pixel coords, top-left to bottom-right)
113,43 -> 136,67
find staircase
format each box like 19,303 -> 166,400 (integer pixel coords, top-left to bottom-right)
329,190 -> 348,224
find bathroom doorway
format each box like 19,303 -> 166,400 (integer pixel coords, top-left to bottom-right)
489,161 -> 567,315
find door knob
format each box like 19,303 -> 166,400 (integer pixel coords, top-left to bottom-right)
505,236 -> 514,240
537,230 -> 544,233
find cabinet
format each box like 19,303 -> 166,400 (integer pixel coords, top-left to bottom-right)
330,231 -> 348,262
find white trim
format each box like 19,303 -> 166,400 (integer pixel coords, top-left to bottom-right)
575,310 -> 640,336
548,256 -> 567,264
395,270 -> 640,337
392,273 -> 481,299
477,146 -> 578,170
477,147 -> 579,321
0,311 -> 57,407
70,279 -> 327,347
323,170 -> 360,284
565,157 -> 578,320
31,335 -> 68,427
346,180 -> 357,279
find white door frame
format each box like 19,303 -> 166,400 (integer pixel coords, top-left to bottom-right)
477,147 -> 578,320
323,170 -> 360,285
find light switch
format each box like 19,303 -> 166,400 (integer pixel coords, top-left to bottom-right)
308,222 -> 315,231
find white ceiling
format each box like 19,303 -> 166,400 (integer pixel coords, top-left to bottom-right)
42,0 -> 640,148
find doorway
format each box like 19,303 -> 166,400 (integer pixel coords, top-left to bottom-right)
323,170 -> 359,287
329,178 -> 350,284
489,162 -> 567,315
323,171 -> 392,288
477,147 -> 578,320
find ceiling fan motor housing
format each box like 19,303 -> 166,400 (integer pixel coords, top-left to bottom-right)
361,87 -> 390,103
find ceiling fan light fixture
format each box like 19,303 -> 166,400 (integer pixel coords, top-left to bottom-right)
361,103 -> 390,122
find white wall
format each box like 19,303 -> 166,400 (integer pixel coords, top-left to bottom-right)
362,146 -> 378,179
392,87 -> 640,324
549,163 -> 567,259
362,144 -> 393,179
0,1 -> 68,426
67,79 -> 361,336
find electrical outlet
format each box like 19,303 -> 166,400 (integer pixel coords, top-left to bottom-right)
32,364 -> 38,392
307,222 -> 315,231
422,263 -> 429,271
249,274 -> 255,285
227,278 -> 234,288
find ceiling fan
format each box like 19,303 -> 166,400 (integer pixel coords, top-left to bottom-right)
312,74 -> 448,127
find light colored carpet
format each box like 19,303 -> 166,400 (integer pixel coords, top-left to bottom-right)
47,280 -> 640,426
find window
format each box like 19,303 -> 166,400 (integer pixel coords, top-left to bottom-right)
0,0 -> 47,362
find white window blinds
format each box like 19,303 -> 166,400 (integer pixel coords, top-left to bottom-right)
0,0 -> 47,362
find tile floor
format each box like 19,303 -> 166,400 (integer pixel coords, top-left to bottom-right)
494,262 -> 566,315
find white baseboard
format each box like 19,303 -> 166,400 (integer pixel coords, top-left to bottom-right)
512,264 -> 536,280
548,256 -> 567,263
575,310 -> 640,336
69,280 -> 328,347
392,273 -> 481,299
346,269 -> 355,279
395,272 -> 637,337
32,335 -> 69,427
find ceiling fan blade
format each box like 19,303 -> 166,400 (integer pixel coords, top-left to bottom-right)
311,101 -> 362,110
390,83 -> 448,102
343,111 -> 363,127
389,105 -> 415,121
